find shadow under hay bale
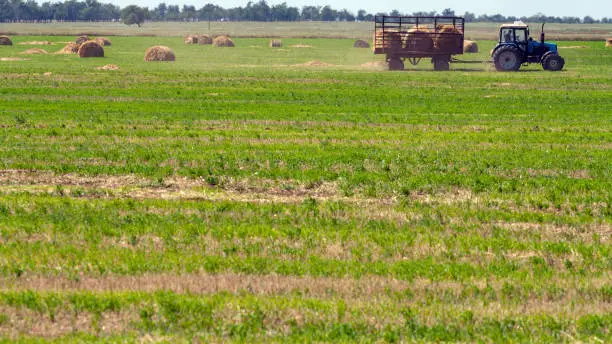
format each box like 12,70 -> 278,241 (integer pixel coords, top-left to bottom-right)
184,35 -> 198,44
78,41 -> 104,58
606,38 -> 612,47
20,48 -> 48,54
353,39 -> 369,48
197,35 -> 213,45
269,39 -> 282,48
0,36 -> 12,46
144,46 -> 175,62
213,35 -> 235,47
463,40 -> 479,53
94,37 -> 111,46
56,42 -> 78,54
76,35 -> 90,46
404,28 -> 433,51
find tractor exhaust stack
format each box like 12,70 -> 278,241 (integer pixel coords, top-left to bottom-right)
540,23 -> 545,44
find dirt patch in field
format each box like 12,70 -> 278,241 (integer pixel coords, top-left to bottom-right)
20,48 -> 48,54
360,61 -> 387,69
293,60 -> 333,67
0,57 -> 30,61
95,64 -> 120,71
18,41 -> 53,45
290,44 -> 312,48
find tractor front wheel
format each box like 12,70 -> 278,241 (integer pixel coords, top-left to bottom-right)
542,54 -> 565,71
493,46 -> 522,71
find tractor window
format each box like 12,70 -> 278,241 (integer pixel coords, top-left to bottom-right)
501,29 -> 513,42
515,29 -> 527,43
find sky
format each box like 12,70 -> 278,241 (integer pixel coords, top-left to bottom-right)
107,0 -> 611,19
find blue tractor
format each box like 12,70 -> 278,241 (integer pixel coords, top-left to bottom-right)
491,22 -> 565,71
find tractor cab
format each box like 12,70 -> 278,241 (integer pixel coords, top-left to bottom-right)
492,21 -> 564,71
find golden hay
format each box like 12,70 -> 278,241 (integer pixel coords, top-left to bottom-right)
18,41 -> 52,45
463,40 -> 479,53
606,38 -> 612,47
20,48 -> 48,55
96,64 -> 120,71
374,29 -> 402,50
94,37 -> 111,46
213,35 -> 235,47
435,25 -> 462,50
269,39 -> 282,48
291,44 -> 312,48
196,35 -> 213,45
56,42 -> 79,54
76,35 -> 90,46
0,36 -> 13,45
353,39 -> 369,48
144,45 -> 175,62
78,41 -> 104,58
184,35 -> 198,44
404,28 -> 434,51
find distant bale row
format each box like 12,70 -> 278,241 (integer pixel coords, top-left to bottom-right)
184,34 -> 213,45
0,35 -> 12,45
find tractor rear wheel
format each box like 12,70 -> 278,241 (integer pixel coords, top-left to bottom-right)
542,54 -> 565,71
388,58 -> 404,71
493,46 -> 522,71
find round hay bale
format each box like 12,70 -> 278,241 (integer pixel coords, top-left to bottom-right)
184,35 -> 198,44
213,35 -> 235,47
0,35 -> 12,46
269,39 -> 282,48
404,28 -> 434,51
78,41 -> 104,58
20,48 -> 48,54
463,40 -> 479,53
606,38 -> 612,47
94,37 -> 111,46
56,42 -> 79,54
76,35 -> 90,46
353,39 -> 369,48
435,25 -> 462,50
144,45 -> 175,62
375,30 -> 402,50
196,35 -> 213,45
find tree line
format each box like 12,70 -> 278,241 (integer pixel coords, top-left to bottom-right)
1,0 -> 610,24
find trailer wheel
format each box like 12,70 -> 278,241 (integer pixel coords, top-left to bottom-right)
388,58 -> 404,71
433,59 -> 449,71
542,54 -> 565,71
493,46 -> 522,71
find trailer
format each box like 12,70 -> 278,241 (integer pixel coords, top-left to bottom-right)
373,15 -> 465,71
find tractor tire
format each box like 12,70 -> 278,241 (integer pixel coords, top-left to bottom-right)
493,46 -> 522,71
433,58 -> 450,71
388,58 -> 404,71
542,54 -> 565,71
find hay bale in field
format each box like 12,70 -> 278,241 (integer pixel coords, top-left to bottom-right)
144,45 -> 175,62
463,40 -> 479,53
0,35 -> 12,45
184,35 -> 198,44
76,35 -> 90,46
606,38 -> 612,47
269,39 -> 282,48
404,27 -> 434,51
94,37 -> 111,46
196,35 -> 213,45
78,41 -> 104,58
20,48 -> 48,54
353,39 -> 369,48
435,24 -> 462,50
56,42 -> 79,54
213,35 -> 235,47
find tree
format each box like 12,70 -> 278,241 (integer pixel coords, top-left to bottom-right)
121,5 -> 145,26
441,8 -> 455,17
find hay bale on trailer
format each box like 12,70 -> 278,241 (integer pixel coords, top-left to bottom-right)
94,37 -> 112,46
184,35 -> 198,44
56,42 -> 79,54
76,35 -> 90,46
374,29 -> 402,50
0,36 -> 12,45
435,24 -> 462,50
353,39 -> 369,48
197,35 -> 213,45
144,45 -> 175,61
269,39 -> 282,48
606,38 -> 612,47
463,40 -> 479,53
404,27 -> 434,51
78,41 -> 104,58
213,35 -> 235,47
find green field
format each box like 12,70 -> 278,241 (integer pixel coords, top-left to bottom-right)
0,34 -> 610,342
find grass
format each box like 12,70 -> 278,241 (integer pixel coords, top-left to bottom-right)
0,33 -> 610,342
